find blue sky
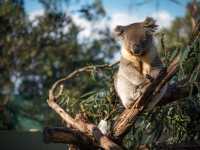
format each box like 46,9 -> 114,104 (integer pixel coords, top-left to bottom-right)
25,0 -> 191,38
24,0 -> 191,26
24,0 -> 190,17
102,0 -> 189,17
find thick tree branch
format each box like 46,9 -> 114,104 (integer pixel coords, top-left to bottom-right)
47,96 -> 123,150
43,127 -> 98,150
46,61 -> 123,150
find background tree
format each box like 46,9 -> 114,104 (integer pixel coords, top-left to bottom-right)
0,0 -> 118,130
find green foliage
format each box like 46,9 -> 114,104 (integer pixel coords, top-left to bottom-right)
58,66 -> 120,125
0,0 -> 118,130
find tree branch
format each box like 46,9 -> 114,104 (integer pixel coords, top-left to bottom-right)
47,96 -> 123,150
112,57 -> 180,141
43,127 -> 98,150
46,61 -> 123,150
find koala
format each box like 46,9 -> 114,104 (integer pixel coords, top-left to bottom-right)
114,17 -> 165,108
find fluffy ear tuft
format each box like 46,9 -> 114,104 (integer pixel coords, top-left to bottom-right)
144,17 -> 158,34
114,25 -> 125,36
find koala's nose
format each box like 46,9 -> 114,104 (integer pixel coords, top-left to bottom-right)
133,46 -> 140,54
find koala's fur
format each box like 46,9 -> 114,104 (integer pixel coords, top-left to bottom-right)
114,17 -> 164,108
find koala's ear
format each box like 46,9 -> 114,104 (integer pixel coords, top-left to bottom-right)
143,17 -> 158,35
114,25 -> 125,37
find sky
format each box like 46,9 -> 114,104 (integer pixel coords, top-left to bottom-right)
102,0 -> 189,16
25,0 -> 190,15
24,0 -> 191,38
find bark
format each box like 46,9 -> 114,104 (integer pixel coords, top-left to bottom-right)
47,98 -> 123,150
43,127 -> 98,150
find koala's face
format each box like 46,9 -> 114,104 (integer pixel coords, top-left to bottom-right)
114,17 -> 157,56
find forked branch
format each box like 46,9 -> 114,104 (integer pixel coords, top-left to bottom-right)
47,61 -> 123,150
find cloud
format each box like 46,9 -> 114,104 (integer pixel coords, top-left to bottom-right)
28,9 -> 44,26
152,10 -> 174,28
29,9 -> 44,21
109,13 -> 143,30
72,15 -> 93,38
71,15 -> 110,41
27,9 -> 174,40
110,10 -> 174,30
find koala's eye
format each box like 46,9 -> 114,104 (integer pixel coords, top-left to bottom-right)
132,43 -> 138,48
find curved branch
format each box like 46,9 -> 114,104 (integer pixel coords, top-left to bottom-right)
47,61 -> 123,150
49,61 -> 119,101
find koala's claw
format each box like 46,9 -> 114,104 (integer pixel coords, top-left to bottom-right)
145,74 -> 154,82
